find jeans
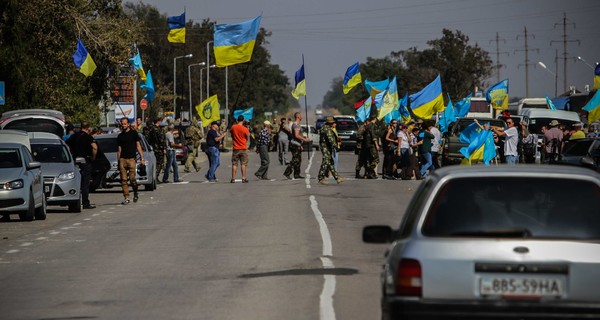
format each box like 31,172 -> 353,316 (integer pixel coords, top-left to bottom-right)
420,152 -> 433,177
255,145 -> 270,178
505,154 -> 518,165
278,137 -> 289,164
206,146 -> 220,180
162,149 -> 179,182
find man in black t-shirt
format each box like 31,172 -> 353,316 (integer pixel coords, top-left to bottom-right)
117,117 -> 145,205
66,122 -> 97,209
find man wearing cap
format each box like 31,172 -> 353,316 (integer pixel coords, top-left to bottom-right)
318,117 -> 343,184
543,120 -> 563,164
254,121 -> 272,180
570,123 -> 585,140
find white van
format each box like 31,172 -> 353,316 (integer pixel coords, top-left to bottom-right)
516,98 -> 548,115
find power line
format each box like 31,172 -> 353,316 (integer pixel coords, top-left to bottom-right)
550,12 -> 579,93
490,32 -> 509,83
515,27 -> 539,97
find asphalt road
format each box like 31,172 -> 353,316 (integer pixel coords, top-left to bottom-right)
0,149 -> 421,320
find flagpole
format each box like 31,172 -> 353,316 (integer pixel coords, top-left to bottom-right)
302,54 -> 310,159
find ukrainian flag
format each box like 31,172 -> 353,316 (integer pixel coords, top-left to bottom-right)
233,107 -> 254,121
72,39 -> 96,77
486,79 -> 509,110
409,75 -> 444,119
167,12 -> 186,43
196,95 -> 221,125
343,62 -> 362,94
291,64 -> 306,99
378,76 -> 398,121
594,64 -> 600,90
214,16 -> 262,67
459,129 -> 496,165
583,90 -> 600,124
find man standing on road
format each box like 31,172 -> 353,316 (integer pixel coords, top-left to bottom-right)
205,121 -> 226,182
284,112 -> 312,180
117,117 -> 145,205
66,122 -> 97,209
364,115 -> 380,179
143,117 -> 166,183
162,124 -> 182,183
430,122 -> 442,170
230,115 -> 250,183
254,120 -> 272,180
278,117 -> 291,165
184,117 -> 203,173
492,117 -> 519,165
318,116 -> 343,184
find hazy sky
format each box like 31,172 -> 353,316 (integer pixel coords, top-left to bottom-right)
142,0 -> 600,109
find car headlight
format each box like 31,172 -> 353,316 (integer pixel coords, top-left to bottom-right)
3,179 -> 24,190
58,171 -> 76,181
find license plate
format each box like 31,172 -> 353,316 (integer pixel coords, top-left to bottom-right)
479,277 -> 564,297
44,185 -> 50,193
339,136 -> 350,139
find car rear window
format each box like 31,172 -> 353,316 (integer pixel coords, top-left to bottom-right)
422,177 -> 600,240
31,144 -> 71,163
3,118 -> 65,137
0,148 -> 22,168
528,118 -> 579,134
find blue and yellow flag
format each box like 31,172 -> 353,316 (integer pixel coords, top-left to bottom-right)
167,12 -> 186,43
398,93 -> 411,123
486,79 -> 509,110
129,51 -> 147,81
214,16 -> 262,67
364,78 -> 389,100
583,90 -> 600,124
140,70 -> 155,103
454,93 -> 472,118
460,128 -> 496,165
291,64 -> 306,99
459,122 -> 483,144
72,39 -> 96,77
594,64 -> 600,90
343,62 -> 362,94
355,98 -> 372,122
378,76 -> 398,120
196,95 -> 220,124
439,94 -> 456,134
546,96 -> 557,110
409,75 -> 444,119
233,107 -> 254,121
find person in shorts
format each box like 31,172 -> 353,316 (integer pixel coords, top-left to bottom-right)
230,115 -> 250,183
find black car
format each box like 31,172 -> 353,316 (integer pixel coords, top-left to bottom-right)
334,116 -> 359,150
556,137 -> 600,172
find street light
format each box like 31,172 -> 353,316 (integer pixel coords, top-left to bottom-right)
577,56 -> 598,70
188,62 -> 206,118
206,41 -> 213,99
173,54 -> 193,118
538,61 -> 557,98
200,64 -> 217,103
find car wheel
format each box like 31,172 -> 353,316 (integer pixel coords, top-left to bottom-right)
34,196 -> 47,220
68,195 -> 82,213
145,179 -> 156,191
19,192 -> 35,221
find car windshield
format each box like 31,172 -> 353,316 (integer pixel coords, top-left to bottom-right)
336,120 -> 358,131
31,144 -> 71,163
562,139 -> 594,156
422,177 -> 600,240
3,118 -> 65,137
528,118 -> 579,134
0,148 -> 22,168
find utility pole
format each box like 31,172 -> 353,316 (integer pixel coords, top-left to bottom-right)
515,27 -> 539,97
551,12 -> 579,93
490,32 -> 509,83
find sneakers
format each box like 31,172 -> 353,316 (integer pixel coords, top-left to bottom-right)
133,193 -> 139,203
121,198 -> 130,205
174,179 -> 183,183
183,168 -> 191,173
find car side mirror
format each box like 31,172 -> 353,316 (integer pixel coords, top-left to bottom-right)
27,161 -> 41,170
75,157 -> 86,165
363,225 -> 394,243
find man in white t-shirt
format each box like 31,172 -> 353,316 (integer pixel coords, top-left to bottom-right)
492,118 -> 519,165
430,124 -> 442,170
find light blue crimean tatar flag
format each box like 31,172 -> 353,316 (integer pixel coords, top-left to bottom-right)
233,107 -> 254,121
454,93 -> 473,118
355,98 -> 372,122
546,96 -> 557,110
398,93 -> 411,123
378,76 -> 399,121
140,70 -> 155,103
439,94 -> 456,134
364,78 -> 389,100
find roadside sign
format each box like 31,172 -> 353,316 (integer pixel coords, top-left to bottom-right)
140,98 -> 148,110
264,111 -> 272,116
0,81 -> 5,105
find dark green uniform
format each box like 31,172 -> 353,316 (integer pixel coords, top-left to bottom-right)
355,122 -> 368,177
365,121 -> 380,177
318,124 -> 340,181
284,122 -> 304,178
184,123 -> 203,172
143,123 -> 166,179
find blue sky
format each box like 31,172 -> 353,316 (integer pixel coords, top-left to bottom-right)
142,0 -> 600,109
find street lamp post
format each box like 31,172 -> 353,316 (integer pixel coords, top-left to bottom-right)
577,56 -> 598,70
173,54 -> 193,118
538,61 -> 558,98
206,41 -> 213,99
200,64 -> 217,103
188,62 -> 206,118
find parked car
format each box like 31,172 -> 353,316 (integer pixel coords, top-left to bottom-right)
28,132 -> 84,212
441,117 -> 506,166
0,130 -> 47,221
363,165 -> 600,319
0,109 -> 66,138
334,115 -> 359,150
556,137 -> 600,172
94,133 -> 157,191
301,124 -> 319,150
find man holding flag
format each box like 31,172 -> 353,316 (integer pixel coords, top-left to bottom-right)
491,117 -> 519,165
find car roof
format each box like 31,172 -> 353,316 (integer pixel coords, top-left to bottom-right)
519,108 -> 581,120
1,109 -> 65,119
430,164 -> 600,182
0,130 -> 31,151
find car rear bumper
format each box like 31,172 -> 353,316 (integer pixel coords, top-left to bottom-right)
383,297 -> 600,319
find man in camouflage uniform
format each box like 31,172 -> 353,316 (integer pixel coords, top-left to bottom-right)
355,118 -> 369,178
364,115 -> 380,179
318,117 -> 344,184
283,112 -> 311,179
143,117 -> 166,182
184,117 -> 204,172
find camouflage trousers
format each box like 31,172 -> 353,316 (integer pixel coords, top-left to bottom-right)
154,150 -> 165,177
355,147 -> 367,172
318,147 -> 338,181
185,146 -> 201,171
366,146 -> 379,176
284,144 -> 302,177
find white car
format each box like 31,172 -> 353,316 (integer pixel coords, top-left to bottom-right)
301,124 -> 319,150
0,130 -> 47,221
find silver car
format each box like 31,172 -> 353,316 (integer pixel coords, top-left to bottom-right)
94,133 -> 157,191
363,165 -> 600,319
0,139 -> 47,221
29,132 -> 83,212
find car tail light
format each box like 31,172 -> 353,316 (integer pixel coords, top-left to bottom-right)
396,259 -> 422,296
